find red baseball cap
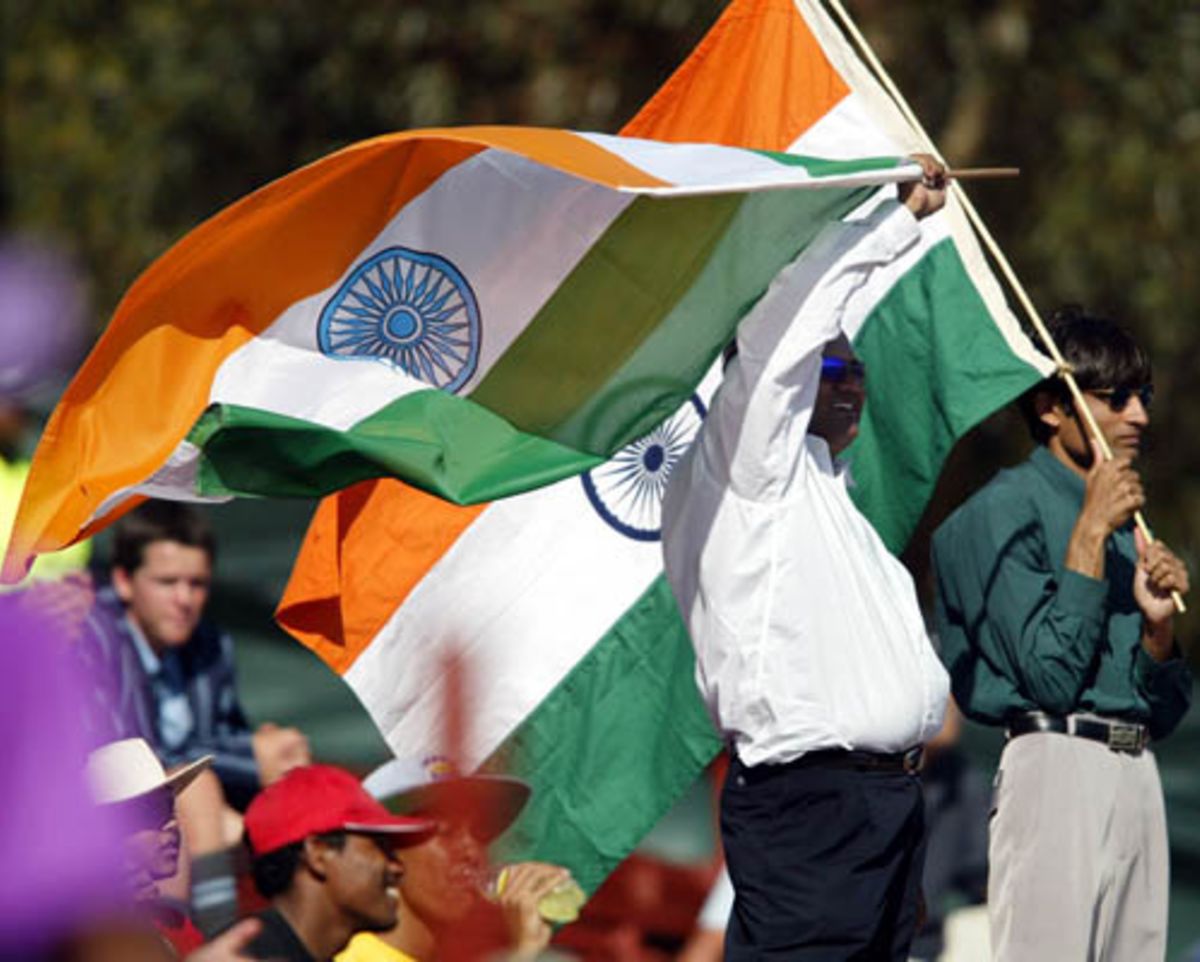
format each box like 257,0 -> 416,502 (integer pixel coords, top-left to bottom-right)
245,764 -> 434,856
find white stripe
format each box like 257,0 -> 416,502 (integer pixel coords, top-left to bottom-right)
584,131 -> 909,194
790,93 -> 901,159
208,148 -> 636,430
345,365 -> 722,769
85,442 -> 229,529
191,877 -> 237,909
616,163 -> 919,197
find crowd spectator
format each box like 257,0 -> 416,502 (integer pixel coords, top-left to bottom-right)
338,755 -> 575,962
85,737 -> 214,953
239,764 -> 433,961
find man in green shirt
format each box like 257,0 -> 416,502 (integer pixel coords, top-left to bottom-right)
932,307 -> 1191,962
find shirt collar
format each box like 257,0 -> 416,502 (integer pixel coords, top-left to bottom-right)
1030,444 -> 1086,502
806,434 -> 834,472
805,435 -> 853,484
125,614 -> 163,677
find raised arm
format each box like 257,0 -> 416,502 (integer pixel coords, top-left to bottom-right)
705,157 -> 945,501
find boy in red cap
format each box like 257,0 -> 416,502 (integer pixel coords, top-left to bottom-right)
239,764 -> 433,962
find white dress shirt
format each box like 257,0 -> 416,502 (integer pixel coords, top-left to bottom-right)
662,199 -> 949,768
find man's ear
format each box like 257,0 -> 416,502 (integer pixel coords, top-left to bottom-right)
301,836 -> 332,881
111,566 -> 135,605
1034,389 -> 1068,435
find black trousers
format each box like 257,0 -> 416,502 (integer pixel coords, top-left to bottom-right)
721,754 -> 927,961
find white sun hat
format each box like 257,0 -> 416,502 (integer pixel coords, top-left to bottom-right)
85,737 -> 212,806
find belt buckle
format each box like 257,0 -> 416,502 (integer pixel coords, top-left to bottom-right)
1107,723 -> 1144,754
902,747 -> 924,773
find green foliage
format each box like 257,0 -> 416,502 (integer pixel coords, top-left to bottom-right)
3,0 -> 722,315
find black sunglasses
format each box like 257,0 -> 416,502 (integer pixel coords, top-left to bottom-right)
821,356 -> 866,384
111,786 -> 176,832
1088,384 -> 1154,413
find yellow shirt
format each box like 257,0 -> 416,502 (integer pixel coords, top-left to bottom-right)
336,933 -> 419,962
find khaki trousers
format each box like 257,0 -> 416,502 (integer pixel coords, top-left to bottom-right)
989,731 -> 1168,962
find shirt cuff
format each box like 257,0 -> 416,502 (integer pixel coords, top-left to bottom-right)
1133,643 -> 1190,689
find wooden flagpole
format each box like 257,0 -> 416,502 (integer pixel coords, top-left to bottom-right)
823,0 -> 1184,612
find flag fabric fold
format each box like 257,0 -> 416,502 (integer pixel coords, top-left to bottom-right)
277,0 -> 1053,894
3,125 -> 917,582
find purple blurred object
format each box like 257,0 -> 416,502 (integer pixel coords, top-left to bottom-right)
0,596 -> 132,955
0,237 -> 87,404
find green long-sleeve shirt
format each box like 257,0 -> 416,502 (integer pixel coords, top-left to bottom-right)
932,445 -> 1191,741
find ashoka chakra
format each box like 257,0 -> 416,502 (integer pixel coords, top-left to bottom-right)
317,247 -> 480,393
582,395 -> 706,542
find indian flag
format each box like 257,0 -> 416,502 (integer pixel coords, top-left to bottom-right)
2,125 -> 923,584
277,0 -> 1053,892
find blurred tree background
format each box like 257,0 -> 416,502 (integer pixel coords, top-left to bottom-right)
5,0 -> 1200,954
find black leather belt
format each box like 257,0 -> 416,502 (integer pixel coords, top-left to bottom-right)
1007,711 -> 1148,755
791,747 -> 924,774
730,746 -> 924,783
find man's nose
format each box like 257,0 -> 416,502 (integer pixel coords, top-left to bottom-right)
450,825 -> 484,861
173,582 -> 202,605
1125,394 -> 1150,426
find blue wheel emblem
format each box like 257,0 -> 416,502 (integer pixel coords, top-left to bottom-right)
318,247 -> 481,393
582,395 -> 706,542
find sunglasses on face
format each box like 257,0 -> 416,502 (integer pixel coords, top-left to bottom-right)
112,786 -> 176,832
820,356 -> 866,384
1088,384 -> 1154,413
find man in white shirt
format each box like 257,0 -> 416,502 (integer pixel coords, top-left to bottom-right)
662,157 -> 950,961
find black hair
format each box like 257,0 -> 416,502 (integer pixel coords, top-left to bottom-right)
249,831 -> 346,899
1017,305 -> 1152,443
111,500 -> 216,573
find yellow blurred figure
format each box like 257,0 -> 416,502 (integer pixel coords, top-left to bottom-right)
0,455 -> 90,586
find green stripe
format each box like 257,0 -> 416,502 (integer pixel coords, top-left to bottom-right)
469,193 -> 742,445
474,184 -> 875,457
481,576 -> 721,895
848,238 -> 1045,552
751,150 -> 901,176
188,391 -> 601,503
